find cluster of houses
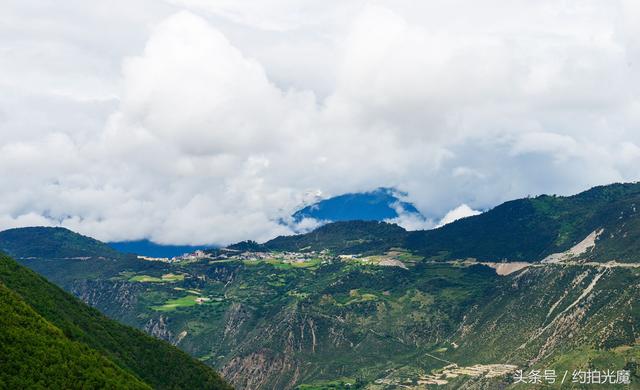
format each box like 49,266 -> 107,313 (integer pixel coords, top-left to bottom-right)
137,249 -> 212,263
139,247 -> 350,266
210,248 -> 334,265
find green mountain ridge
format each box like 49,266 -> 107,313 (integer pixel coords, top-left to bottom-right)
0,252 -> 232,390
408,181 -> 640,262
0,226 -> 131,260
0,280 -> 150,389
255,182 -> 640,262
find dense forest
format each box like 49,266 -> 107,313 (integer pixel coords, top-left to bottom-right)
0,253 -> 231,390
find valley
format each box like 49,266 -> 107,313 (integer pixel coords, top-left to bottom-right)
100,254 -> 640,388
5,241 -> 640,388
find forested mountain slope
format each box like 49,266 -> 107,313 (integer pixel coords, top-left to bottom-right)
0,253 -> 232,390
0,280 -> 150,389
262,182 -> 640,262
407,182 -> 640,262
0,226 -> 127,259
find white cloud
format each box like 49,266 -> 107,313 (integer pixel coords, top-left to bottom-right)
1,2 -> 640,244
0,213 -> 55,232
437,204 -> 482,227
383,200 -> 433,231
385,213 -> 433,232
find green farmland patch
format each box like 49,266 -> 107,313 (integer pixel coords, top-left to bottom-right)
152,295 -> 200,311
130,273 -> 185,283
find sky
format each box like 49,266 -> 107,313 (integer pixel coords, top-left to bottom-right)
1,0 -> 640,245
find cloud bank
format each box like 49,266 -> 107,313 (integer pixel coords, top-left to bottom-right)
1,1 -> 640,244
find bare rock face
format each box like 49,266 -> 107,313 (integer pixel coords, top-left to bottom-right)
71,280 -> 138,312
207,264 -> 240,284
144,315 -> 173,342
223,302 -> 251,340
222,350 -> 300,390
216,302 -> 314,389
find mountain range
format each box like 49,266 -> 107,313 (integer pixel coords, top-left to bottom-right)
236,182 -> 640,263
1,182 -> 640,389
106,187 -> 423,259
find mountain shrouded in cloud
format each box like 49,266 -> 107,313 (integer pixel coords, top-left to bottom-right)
1,2 -> 640,245
289,187 -> 482,232
292,188 -> 422,223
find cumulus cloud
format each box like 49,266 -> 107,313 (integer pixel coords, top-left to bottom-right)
437,204 -> 482,227
1,1 -> 640,244
385,212 -> 433,232
383,199 -> 433,231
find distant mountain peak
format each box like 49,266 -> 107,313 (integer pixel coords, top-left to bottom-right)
107,239 -> 212,259
291,187 -> 423,223
0,226 -> 125,259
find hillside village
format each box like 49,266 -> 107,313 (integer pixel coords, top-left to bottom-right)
136,246 -> 419,270
138,247 -> 334,265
